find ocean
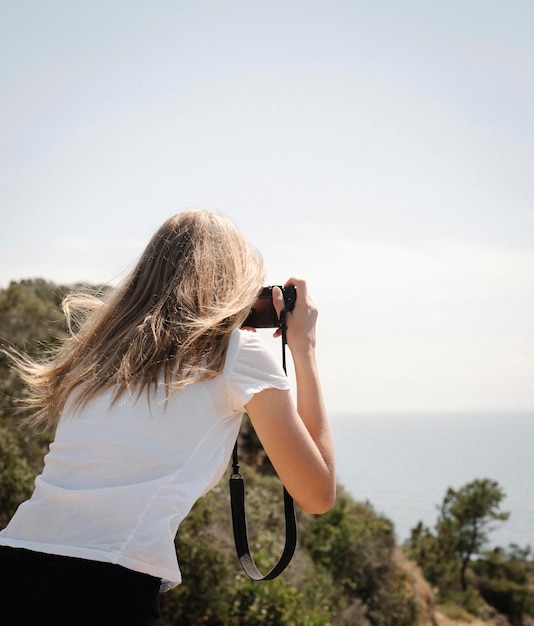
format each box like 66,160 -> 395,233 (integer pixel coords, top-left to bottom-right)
330,412 -> 533,550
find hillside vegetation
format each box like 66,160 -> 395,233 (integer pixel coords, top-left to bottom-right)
1,280 -> 532,625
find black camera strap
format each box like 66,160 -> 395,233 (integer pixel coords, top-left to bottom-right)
229,308 -> 297,580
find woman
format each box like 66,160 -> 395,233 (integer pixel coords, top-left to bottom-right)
0,209 -> 335,625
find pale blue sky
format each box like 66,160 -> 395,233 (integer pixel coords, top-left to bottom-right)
1,1 -> 533,413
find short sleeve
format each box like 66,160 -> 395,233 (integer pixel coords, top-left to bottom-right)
225,329 -> 291,410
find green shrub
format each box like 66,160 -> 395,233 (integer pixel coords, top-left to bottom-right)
302,491 -> 417,626
159,493 -> 233,625
0,425 -> 35,527
473,547 -> 534,623
478,577 -> 534,625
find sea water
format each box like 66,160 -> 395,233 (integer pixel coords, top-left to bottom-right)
330,412 -> 533,550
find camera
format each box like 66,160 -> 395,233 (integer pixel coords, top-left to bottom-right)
243,285 -> 297,328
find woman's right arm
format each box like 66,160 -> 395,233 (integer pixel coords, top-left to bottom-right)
244,278 -> 336,514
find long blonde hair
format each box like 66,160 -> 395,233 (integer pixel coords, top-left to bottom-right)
14,209 -> 265,429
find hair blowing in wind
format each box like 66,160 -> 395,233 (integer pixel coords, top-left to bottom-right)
10,210 -> 265,429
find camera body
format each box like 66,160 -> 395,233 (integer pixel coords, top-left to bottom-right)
243,285 -> 297,328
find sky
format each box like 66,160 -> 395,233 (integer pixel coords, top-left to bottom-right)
1,1 -> 533,415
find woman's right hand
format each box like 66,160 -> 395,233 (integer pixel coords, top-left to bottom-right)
272,278 -> 318,355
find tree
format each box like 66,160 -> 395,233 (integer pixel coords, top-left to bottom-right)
437,479 -> 509,591
408,478 -> 510,595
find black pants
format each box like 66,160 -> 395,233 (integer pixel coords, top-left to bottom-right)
0,546 -> 161,625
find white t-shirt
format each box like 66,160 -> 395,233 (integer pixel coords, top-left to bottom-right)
0,328 -> 290,591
